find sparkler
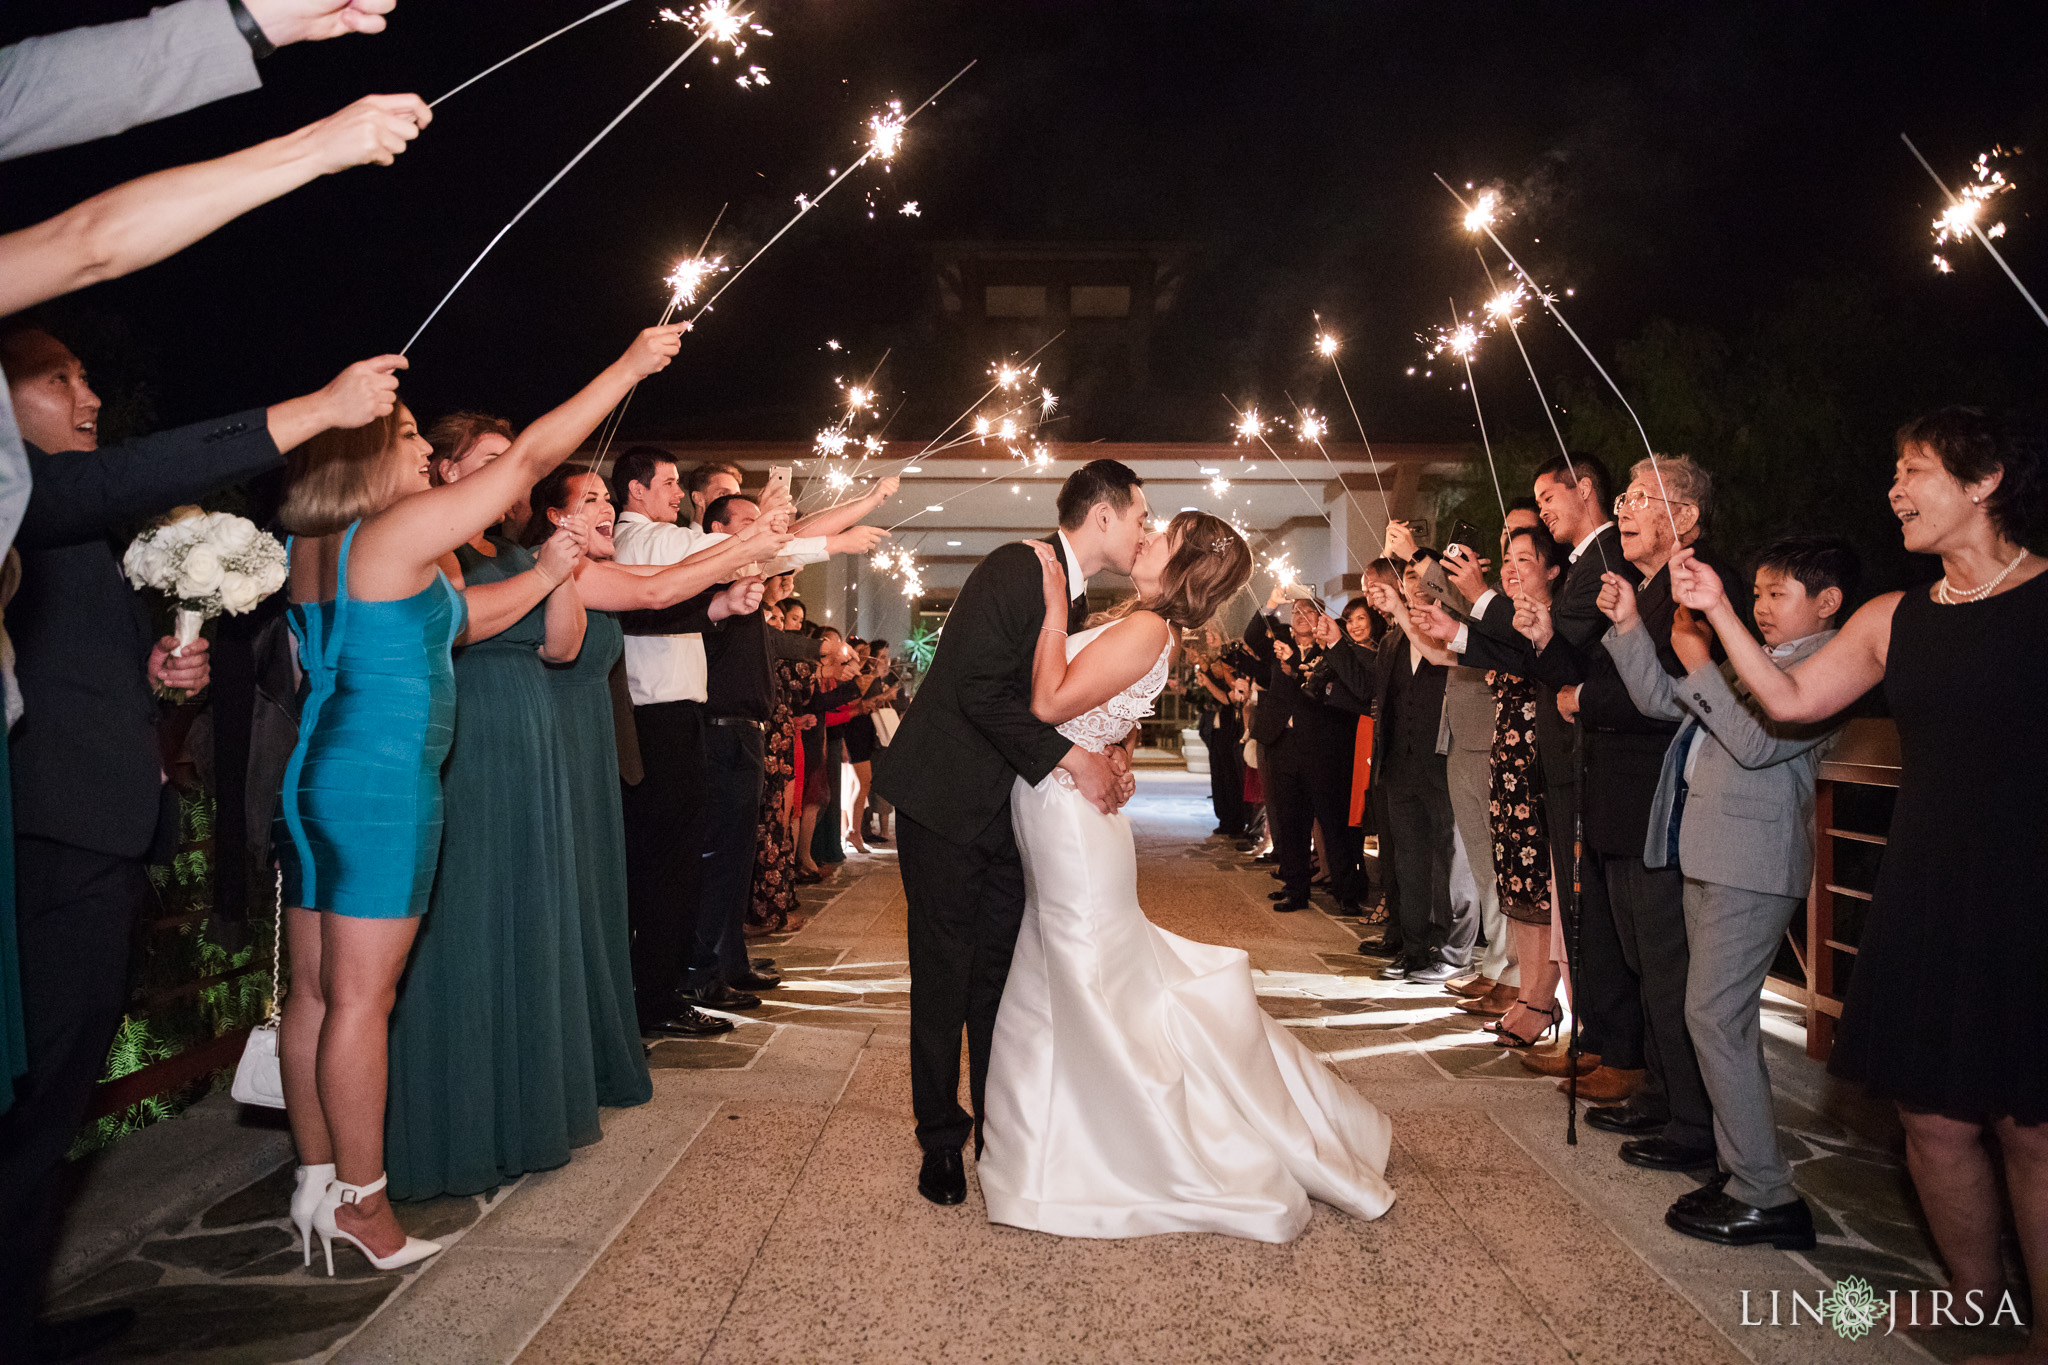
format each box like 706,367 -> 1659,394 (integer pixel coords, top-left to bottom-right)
1309,315 -> 1396,551
1225,398 -> 1328,522
1435,173 -> 1682,543
429,0 -> 633,109
1443,299 -> 1508,520
1903,136 -> 2047,330
404,15 -> 764,354
663,254 -> 727,309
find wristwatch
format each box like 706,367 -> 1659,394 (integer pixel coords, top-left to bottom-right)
227,0 -> 276,59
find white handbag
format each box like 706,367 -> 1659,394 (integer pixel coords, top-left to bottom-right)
231,867 -> 288,1109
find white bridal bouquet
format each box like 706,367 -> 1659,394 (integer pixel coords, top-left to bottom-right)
123,506 -> 288,653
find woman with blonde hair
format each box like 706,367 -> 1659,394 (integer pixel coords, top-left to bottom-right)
273,325 -> 683,1275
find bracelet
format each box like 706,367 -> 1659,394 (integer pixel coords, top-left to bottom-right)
226,0 -> 276,59
1040,627 -> 1067,636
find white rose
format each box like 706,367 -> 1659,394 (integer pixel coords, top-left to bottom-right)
176,544 -> 225,599
219,570 -> 263,615
124,539 -> 173,591
212,516 -> 259,554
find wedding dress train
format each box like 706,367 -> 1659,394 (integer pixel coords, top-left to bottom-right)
978,627 -> 1395,1242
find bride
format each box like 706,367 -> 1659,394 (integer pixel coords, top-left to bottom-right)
978,511 -> 1396,1243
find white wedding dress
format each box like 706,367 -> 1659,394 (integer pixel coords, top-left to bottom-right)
978,624 -> 1396,1243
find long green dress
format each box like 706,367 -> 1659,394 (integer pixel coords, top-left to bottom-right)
385,537 -> 601,1200
545,609 -> 651,1107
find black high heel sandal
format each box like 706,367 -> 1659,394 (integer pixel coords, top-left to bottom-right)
1491,1002 -> 1562,1049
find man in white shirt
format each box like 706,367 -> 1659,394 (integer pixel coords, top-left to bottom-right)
609,445 -> 894,1028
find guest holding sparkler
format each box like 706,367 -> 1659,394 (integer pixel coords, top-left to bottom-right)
520,465 -> 788,1104
267,326 -> 681,1265
1670,408 -> 2046,1349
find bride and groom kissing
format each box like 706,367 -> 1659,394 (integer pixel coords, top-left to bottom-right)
872,459 -> 1395,1244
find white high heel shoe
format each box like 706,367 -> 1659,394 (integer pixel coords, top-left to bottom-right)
290,1163 -> 335,1266
312,1173 -> 442,1276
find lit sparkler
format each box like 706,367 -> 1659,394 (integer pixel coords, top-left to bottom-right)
1905,138 -> 2046,328
663,255 -> 727,308
1483,283 -> 1528,325
660,2 -> 770,55
1265,553 -> 1295,587
1296,411 -> 1327,444
899,201 -> 921,217
1315,333 -> 1340,358
1209,475 -> 1232,497
1463,188 -> 1500,234
867,101 -> 907,164
1233,408 -> 1265,443
1040,387 -> 1059,420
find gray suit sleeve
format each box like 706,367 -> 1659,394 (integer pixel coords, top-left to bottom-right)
1602,622 -> 1685,723
0,0 -> 259,163
1682,653 -> 1841,770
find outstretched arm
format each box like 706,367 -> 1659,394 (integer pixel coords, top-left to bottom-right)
351,326 -> 684,595
0,94 -> 429,317
1669,546 -> 1891,723
574,520 -> 790,611
795,476 -> 898,538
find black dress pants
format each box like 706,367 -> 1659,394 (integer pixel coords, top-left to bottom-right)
1605,854 -> 1712,1145
682,722 -> 766,991
1200,712 -> 1246,836
899,805 -> 1027,1154
1548,785 -> 1646,1072
1260,735 -> 1317,902
1309,743 -> 1367,905
1379,769 -> 1455,965
0,837 -> 146,1346
622,701 -> 705,1023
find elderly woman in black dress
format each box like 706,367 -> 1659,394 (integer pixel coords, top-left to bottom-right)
1671,408 -> 2045,1353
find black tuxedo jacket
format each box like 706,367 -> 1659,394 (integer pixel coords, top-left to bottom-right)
10,411 -> 281,858
872,537 -> 1084,845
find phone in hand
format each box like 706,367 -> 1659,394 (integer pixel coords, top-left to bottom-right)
767,465 -> 793,499
1281,583 -> 1319,602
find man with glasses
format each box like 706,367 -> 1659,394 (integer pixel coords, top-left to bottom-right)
1547,456 -> 1747,1173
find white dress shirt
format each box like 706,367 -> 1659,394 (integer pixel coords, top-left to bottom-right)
612,511 -> 828,706
1449,521 -> 1616,655
1056,530 -> 1086,607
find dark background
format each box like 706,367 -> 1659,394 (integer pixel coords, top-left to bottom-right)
4,0 -> 2044,585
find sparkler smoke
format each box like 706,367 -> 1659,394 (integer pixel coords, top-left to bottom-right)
682,61 -> 976,328
1447,299 -> 1508,520
429,0 -> 634,108
1434,173 -> 1682,543
404,18 -> 754,354
1903,136 -> 2048,330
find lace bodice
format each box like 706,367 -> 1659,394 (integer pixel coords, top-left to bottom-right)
1054,623 -> 1173,754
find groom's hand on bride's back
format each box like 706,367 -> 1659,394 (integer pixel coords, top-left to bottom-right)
1058,745 -> 1121,815
1107,742 -> 1137,808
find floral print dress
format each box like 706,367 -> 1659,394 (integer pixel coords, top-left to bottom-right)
1486,670 -> 1553,925
749,657 -> 815,932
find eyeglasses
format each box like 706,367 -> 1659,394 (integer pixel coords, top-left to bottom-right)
1614,489 -> 1694,515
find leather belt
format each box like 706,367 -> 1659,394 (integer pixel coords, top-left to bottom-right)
708,716 -> 764,729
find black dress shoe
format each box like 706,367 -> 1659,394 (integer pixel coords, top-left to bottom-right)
1268,889 -> 1301,902
729,970 -> 781,992
1620,1136 -> 1719,1171
24,1307 -> 136,1363
678,981 -> 761,1011
795,869 -> 824,885
1357,936 -> 1400,957
1585,1103 -> 1668,1135
750,957 -> 778,974
918,1147 -> 967,1205
1271,898 -> 1309,913
1666,1189 -> 1816,1249
1672,1170 -> 1732,1213
1335,900 -> 1364,917
643,1007 -> 734,1037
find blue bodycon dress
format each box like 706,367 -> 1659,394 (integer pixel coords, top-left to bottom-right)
277,521 -> 467,917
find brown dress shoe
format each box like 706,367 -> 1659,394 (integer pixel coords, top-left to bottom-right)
1557,1066 -> 1645,1102
1458,982 -> 1517,1017
1519,1045 -> 1600,1078
1445,974 -> 1496,999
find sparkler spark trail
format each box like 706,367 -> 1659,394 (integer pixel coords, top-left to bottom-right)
1226,397 -> 1328,523
1312,311 -> 1395,550
405,22 -> 744,354
1315,333 -> 1340,358
1447,298 -> 1508,519
429,0 -> 633,108
1434,172 -> 1683,542
1903,135 -> 2048,330
681,60 -> 976,327
663,254 -> 727,308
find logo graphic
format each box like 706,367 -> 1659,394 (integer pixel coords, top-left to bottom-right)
1819,1276 -> 1884,1340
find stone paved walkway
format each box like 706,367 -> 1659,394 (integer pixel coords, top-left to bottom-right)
46,773 -> 2031,1362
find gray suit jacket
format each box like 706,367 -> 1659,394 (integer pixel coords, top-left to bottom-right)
0,0 -> 258,162
1605,624 -> 1840,898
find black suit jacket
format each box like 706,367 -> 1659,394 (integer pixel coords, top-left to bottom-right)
872,537 -> 1083,845
9,411 -> 281,858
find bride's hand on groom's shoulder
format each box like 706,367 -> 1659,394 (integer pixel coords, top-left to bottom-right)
1023,539 -> 1067,623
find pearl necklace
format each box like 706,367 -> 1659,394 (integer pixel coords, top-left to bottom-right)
1935,547 -> 2030,605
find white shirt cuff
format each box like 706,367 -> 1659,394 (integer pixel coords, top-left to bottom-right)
1470,588 -> 1497,618
1450,624 -> 1470,654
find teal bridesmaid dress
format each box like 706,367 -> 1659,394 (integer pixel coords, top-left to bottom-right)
385,537 -> 601,1200
545,609 -> 651,1107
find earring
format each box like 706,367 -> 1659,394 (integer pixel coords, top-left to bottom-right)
1973,496 -> 1982,503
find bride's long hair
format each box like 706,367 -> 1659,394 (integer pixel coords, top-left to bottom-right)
1117,510 -> 1253,630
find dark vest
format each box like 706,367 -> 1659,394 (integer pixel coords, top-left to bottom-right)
1382,649 -> 1448,768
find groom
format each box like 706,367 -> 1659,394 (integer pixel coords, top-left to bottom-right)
875,459 -> 1149,1205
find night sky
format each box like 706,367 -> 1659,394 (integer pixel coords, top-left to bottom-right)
3,0 -> 2043,448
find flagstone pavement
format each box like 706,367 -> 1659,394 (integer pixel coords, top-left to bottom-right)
45,772 -> 2031,1363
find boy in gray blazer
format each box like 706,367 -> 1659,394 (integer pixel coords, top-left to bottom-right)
1601,536 -> 1859,1251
